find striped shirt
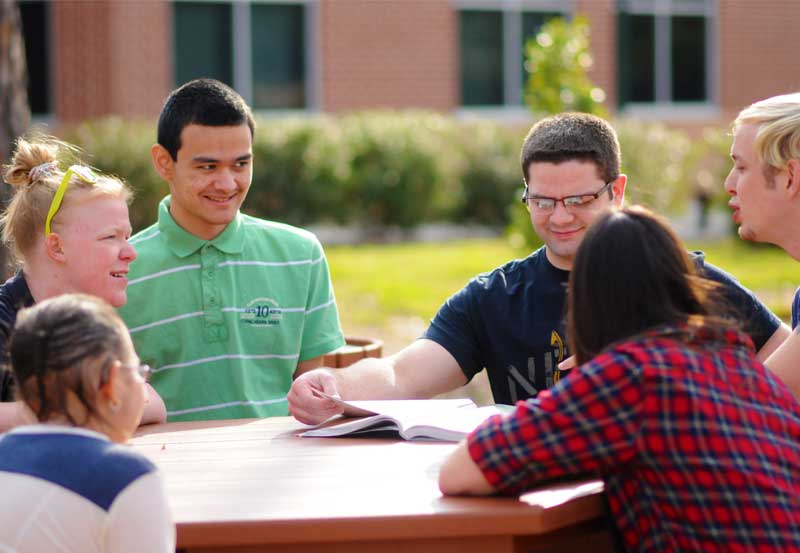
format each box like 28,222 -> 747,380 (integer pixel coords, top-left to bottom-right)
468,323 -> 800,552
119,197 -> 344,421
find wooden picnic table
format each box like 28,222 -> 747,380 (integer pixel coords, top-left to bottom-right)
131,416 -> 613,552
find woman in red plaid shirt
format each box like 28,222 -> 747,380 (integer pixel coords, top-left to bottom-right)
440,206 -> 800,552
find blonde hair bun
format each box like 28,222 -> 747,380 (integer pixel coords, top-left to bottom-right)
3,136 -> 78,189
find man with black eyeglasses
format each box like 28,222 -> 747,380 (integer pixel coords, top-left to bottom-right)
289,112 -> 790,425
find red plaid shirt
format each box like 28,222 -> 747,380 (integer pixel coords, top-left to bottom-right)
468,323 -> 800,552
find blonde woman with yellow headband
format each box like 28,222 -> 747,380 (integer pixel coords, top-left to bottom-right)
0,136 -> 165,431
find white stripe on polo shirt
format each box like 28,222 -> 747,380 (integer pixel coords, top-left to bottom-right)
130,299 -> 336,334
128,258 -> 320,287
222,306 -> 306,314
152,352 -> 300,374
128,264 -> 201,286
217,259 -> 317,268
306,298 -> 336,314
128,311 -> 204,333
130,228 -> 160,245
167,397 -> 288,417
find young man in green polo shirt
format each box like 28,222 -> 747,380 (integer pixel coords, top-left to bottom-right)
119,79 -> 344,421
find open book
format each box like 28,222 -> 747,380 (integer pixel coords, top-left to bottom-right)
300,396 -> 507,442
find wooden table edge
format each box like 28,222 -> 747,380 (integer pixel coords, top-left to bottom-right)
175,490 -> 605,548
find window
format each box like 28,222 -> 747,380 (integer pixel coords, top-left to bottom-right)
457,2 -> 564,107
250,4 -> 305,109
175,3 -> 233,86
460,11 -> 504,106
18,0 -> 50,116
618,0 -> 714,108
173,1 -> 308,110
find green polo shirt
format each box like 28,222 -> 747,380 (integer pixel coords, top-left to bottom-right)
119,197 -> 344,421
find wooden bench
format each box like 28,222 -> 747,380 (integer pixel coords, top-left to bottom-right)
322,336 -> 383,368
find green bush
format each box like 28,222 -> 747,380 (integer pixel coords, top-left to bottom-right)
65,113 -> 732,246
66,113 -> 524,232
250,116 -> 350,225
506,200 -> 544,252
524,15 -> 607,118
616,120 -> 694,212
449,121 -> 523,225
340,113 -> 445,228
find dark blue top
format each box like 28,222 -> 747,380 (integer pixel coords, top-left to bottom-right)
424,247 -> 781,405
0,272 -> 34,402
792,287 -> 800,329
0,429 -> 155,511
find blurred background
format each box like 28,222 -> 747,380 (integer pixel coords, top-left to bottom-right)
1,1 -> 798,390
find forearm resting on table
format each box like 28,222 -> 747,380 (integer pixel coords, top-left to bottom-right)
331,357 -> 429,400
289,339 -> 468,425
757,323 -> 792,362
335,340 -> 467,400
139,384 -> 167,425
765,328 -> 800,400
439,440 -> 495,496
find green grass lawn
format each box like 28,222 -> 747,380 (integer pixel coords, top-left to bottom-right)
328,239 -> 517,330
328,237 -> 799,338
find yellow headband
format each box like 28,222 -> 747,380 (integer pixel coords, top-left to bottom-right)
44,165 -> 98,236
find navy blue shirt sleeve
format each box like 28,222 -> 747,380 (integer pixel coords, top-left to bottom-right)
693,252 -> 781,351
792,287 -> 800,330
0,273 -> 35,402
423,278 -> 487,381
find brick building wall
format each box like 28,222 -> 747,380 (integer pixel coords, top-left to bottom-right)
40,0 -> 800,124
318,0 -> 457,111
52,1 -> 171,122
575,0 -> 617,110
718,0 -> 800,119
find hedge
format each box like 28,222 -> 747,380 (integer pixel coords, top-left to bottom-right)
64,112 -> 731,243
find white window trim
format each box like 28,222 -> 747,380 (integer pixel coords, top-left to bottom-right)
619,102 -> 720,121
618,0 -> 718,116
455,0 -> 573,111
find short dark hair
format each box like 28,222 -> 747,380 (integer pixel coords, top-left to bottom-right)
520,112 -> 621,184
567,206 -> 719,365
10,294 -> 128,425
157,78 -> 256,160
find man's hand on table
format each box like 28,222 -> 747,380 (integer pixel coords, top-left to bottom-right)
288,368 -> 344,425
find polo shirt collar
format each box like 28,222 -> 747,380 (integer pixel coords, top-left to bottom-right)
157,196 -> 246,258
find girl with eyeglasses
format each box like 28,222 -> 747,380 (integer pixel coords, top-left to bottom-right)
0,135 -> 165,430
0,294 -> 174,552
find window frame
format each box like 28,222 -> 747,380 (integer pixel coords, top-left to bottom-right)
617,0 -> 718,120
172,0 -> 317,113
18,0 -> 54,122
454,0 -> 572,115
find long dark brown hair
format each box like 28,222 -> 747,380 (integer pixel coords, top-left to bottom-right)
568,206 -> 720,365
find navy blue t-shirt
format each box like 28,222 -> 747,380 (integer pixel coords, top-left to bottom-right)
424,248 -> 781,405
0,272 -> 35,402
792,287 -> 800,329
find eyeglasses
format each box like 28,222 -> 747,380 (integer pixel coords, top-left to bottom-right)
522,181 -> 613,211
98,361 -> 152,388
120,362 -> 152,382
132,363 -> 152,382
44,165 -> 98,236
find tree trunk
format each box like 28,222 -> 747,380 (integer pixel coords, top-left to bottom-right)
0,0 -> 30,278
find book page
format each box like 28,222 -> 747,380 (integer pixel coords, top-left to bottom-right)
310,389 -> 474,417
300,397 -> 500,441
